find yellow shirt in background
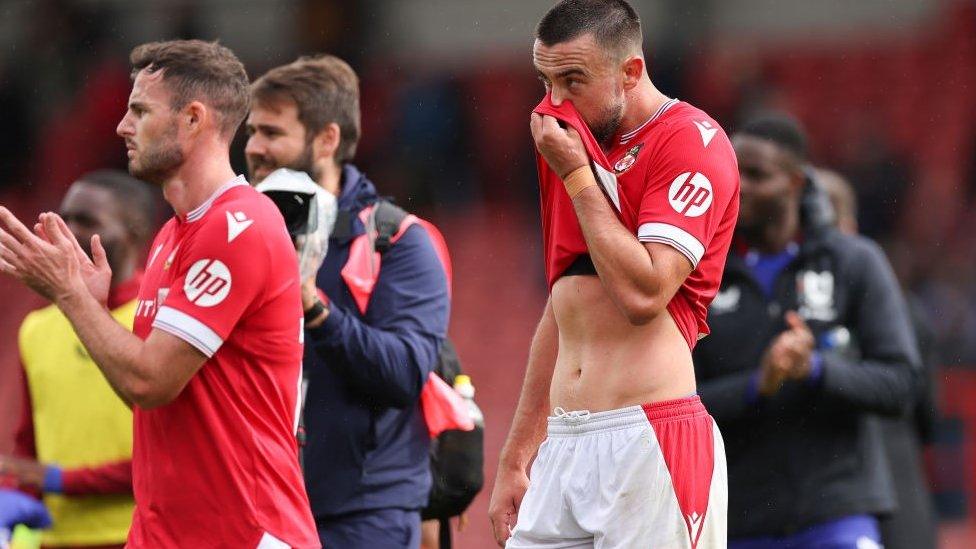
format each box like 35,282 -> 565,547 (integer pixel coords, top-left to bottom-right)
19,300 -> 137,546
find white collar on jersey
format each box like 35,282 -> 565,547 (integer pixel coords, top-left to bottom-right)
185,175 -> 248,222
619,97 -> 679,145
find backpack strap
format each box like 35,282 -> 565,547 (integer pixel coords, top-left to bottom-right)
371,199 -> 453,292
341,200 -> 453,315
371,199 -> 409,254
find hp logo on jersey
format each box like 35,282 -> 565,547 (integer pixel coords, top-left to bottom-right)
669,172 -> 713,217
185,259 -> 232,307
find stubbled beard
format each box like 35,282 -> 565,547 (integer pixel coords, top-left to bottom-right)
737,196 -> 791,245
129,124 -> 183,186
589,99 -> 624,146
247,143 -> 319,183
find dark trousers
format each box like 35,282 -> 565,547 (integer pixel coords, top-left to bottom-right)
878,418 -> 937,549
317,508 -> 421,549
729,515 -> 882,549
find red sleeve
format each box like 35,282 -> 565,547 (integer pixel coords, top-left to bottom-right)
62,460 -> 132,496
2,364 -> 40,498
636,118 -> 738,268
152,207 -> 271,357
12,366 -> 37,461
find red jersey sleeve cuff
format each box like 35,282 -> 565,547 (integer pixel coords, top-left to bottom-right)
637,222 -> 705,268
62,460 -> 133,496
152,306 -> 223,357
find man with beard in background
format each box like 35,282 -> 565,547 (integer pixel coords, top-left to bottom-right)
245,55 -> 450,549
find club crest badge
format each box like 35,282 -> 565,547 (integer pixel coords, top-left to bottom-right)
614,144 -> 643,174
163,245 -> 180,271
710,285 -> 741,314
797,270 -> 836,321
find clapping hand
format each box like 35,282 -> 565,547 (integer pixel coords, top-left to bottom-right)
0,208 -> 110,306
758,311 -> 815,396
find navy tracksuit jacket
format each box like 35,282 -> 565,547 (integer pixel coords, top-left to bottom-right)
302,164 -> 450,526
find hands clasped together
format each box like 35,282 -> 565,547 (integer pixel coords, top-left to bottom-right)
0,207 -> 111,306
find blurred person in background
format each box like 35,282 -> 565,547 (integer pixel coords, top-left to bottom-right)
814,169 -> 858,236
693,113 -> 920,549
0,39 -> 319,547
246,54 -> 450,549
0,170 -> 157,548
819,167 -> 938,549
490,0 -> 739,547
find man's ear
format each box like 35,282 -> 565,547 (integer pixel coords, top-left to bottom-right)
622,56 -> 644,91
184,101 -> 207,136
311,123 -> 341,163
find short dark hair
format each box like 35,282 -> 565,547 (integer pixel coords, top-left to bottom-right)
130,40 -> 250,138
738,112 -> 809,162
75,169 -> 160,246
251,54 -> 361,164
536,0 -> 642,59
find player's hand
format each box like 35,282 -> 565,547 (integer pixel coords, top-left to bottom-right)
35,213 -> 112,306
300,276 -> 318,311
0,207 -> 89,305
297,189 -> 337,280
488,466 -> 530,547
0,456 -> 45,490
758,311 -> 815,395
777,311 -> 815,380
530,113 -> 588,179
757,341 -> 791,397
301,277 -> 329,328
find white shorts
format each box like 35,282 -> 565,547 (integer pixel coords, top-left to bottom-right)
507,396 -> 727,549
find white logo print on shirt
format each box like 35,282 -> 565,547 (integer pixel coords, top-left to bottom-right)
226,211 -> 253,243
694,120 -> 717,147
668,172 -> 713,217
184,259 -> 232,307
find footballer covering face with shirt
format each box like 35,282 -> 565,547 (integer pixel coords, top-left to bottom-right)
489,1 -> 740,548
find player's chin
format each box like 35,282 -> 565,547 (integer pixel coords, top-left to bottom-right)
248,165 -> 273,183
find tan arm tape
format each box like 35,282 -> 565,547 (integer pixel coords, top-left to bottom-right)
562,165 -> 598,200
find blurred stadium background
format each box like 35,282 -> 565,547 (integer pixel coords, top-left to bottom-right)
1,0 -> 975,546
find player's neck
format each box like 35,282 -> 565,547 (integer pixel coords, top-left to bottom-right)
316,160 -> 342,197
163,143 -> 237,218
615,80 -> 670,144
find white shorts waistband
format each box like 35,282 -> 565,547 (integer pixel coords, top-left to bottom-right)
546,405 -> 647,436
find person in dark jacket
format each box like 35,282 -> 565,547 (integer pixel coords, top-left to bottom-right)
244,55 -> 450,549
818,167 -> 938,549
693,113 -> 921,549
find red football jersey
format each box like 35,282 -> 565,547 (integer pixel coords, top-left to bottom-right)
534,97 -> 740,348
129,176 -> 319,548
